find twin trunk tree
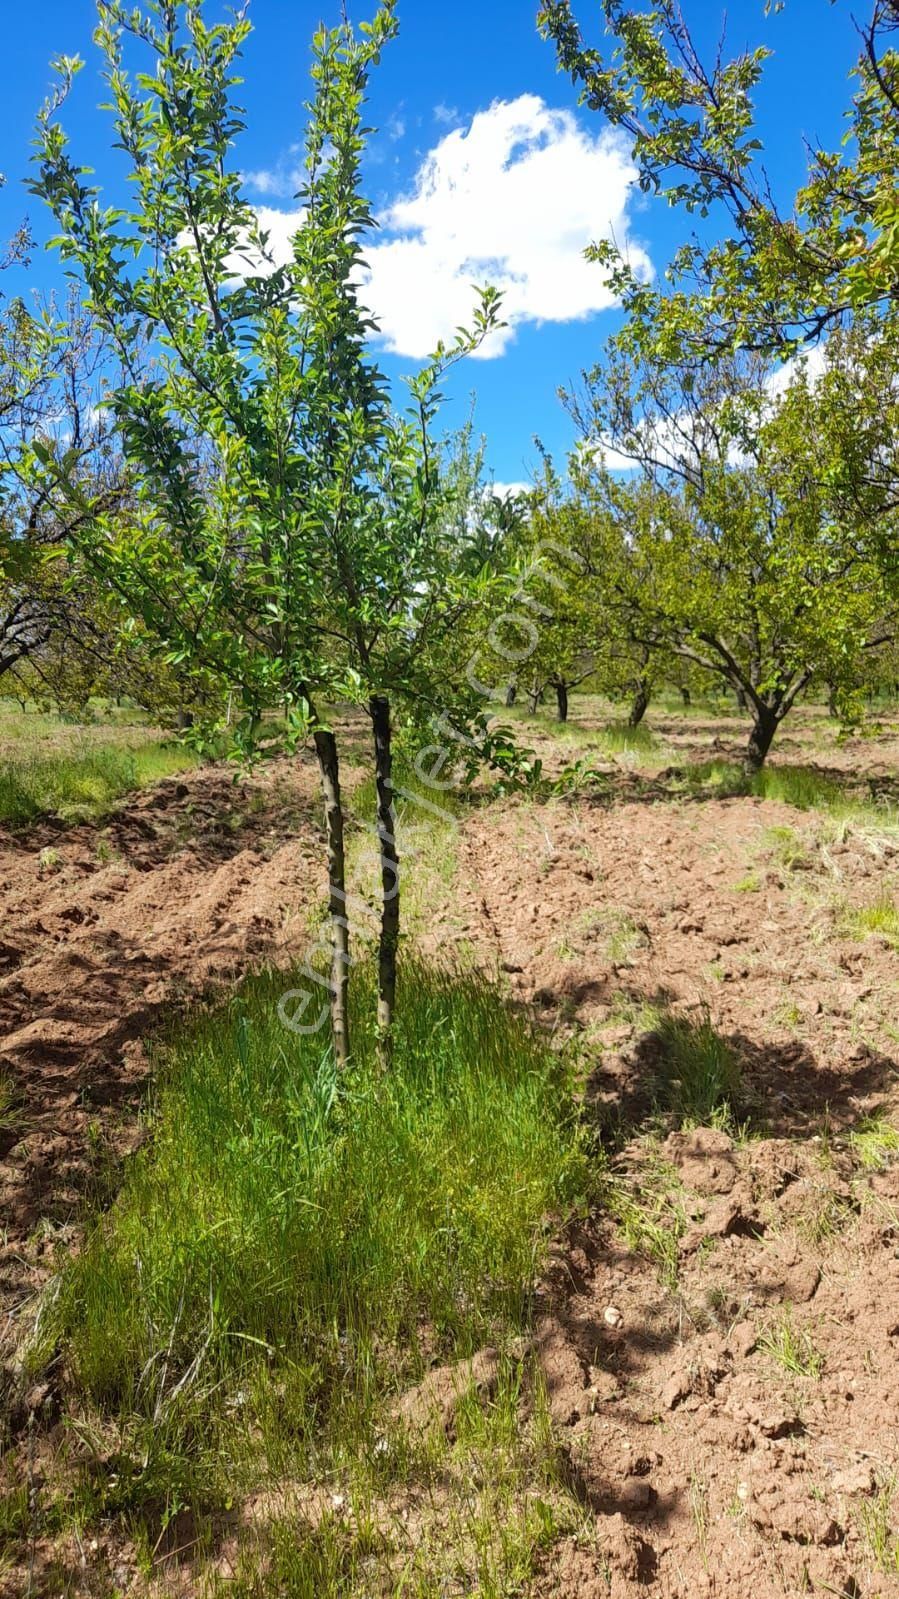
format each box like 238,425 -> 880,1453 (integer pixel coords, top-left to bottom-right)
31,0 -> 499,1068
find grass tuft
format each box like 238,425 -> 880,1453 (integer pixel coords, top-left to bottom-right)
758,1308 -> 825,1379
859,1475 -> 899,1575
844,895 -> 899,949
51,960 -> 590,1519
651,1012 -> 743,1128
598,721 -> 655,756
848,1113 -> 899,1170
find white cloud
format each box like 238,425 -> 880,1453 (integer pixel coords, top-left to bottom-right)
241,95 -> 650,362
360,95 -> 651,360
490,480 -> 532,499
764,341 -> 828,402
243,146 -> 304,201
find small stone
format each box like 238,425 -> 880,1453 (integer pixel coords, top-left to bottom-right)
604,1305 -> 624,1328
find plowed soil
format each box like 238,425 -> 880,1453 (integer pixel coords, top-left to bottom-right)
3,704 -> 899,1597
0,756 -> 323,1317
422,708 -> 899,1598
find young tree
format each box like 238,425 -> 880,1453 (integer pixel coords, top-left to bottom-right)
31,0 -> 500,1063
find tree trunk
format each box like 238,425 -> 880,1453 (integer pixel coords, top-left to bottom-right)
680,686 -> 691,708
735,686 -> 749,712
744,705 -> 779,775
312,728 -> 350,1068
527,685 -> 543,716
505,679 -> 518,708
828,684 -> 839,719
555,680 -> 569,723
628,676 -> 651,728
371,694 -> 400,1065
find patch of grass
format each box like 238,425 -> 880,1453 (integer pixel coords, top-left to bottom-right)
749,765 -> 846,811
50,960 -> 591,1523
848,1114 -> 899,1171
758,1309 -> 825,1379
859,1475 -> 899,1576
603,1146 -> 686,1287
844,895 -> 899,949
598,721 -> 655,757
208,1369 -> 576,1597
0,1071 -> 21,1137
0,741 -> 196,826
651,1012 -> 743,1129
681,760 -> 745,795
733,872 -> 761,893
794,1183 -> 856,1246
763,824 -> 814,872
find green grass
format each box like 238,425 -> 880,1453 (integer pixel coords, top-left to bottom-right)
651,1011 -> 743,1128
49,960 -> 590,1525
679,759 -> 899,828
845,895 -> 899,949
859,1476 -> 899,1576
848,1113 -> 899,1170
603,1158 -> 686,1287
750,765 -> 846,810
597,720 -> 656,756
208,1364 -> 577,1598
0,741 -> 196,825
758,1308 -> 825,1379
0,1071 -> 21,1137
764,824 -> 813,872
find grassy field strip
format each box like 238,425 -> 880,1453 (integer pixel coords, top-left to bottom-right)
0,741 -> 198,826
9,770 -> 597,1596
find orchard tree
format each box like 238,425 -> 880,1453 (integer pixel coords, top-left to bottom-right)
566,332 -> 899,770
0,270 -> 130,694
31,0 -> 500,1063
539,0 -> 899,356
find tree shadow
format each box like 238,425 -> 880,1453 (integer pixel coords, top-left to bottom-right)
575,981 -> 899,1144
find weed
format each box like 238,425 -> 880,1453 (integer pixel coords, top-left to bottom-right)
0,742 -> 196,826
603,1147 -> 686,1287
733,872 -> 761,893
794,1183 -> 856,1246
598,721 -> 656,756
751,766 -> 845,811
758,1309 -> 825,1378
551,758 -> 611,797
764,825 -> 813,872
689,1468 -> 711,1565
844,895 -> 899,949
651,1011 -> 743,1129
848,1114 -> 899,1171
0,1073 -> 21,1137
859,1475 -> 899,1575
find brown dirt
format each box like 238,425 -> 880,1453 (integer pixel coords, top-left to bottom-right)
419,755 -> 899,1597
0,755 -> 324,1323
4,706 -> 899,1596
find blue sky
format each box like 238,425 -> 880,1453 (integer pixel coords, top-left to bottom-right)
1,0 -> 860,488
